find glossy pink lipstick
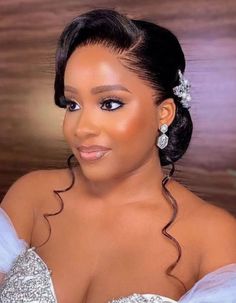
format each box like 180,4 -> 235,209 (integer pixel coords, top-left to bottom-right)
77,145 -> 111,161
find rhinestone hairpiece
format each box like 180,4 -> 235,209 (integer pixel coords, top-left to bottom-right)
173,69 -> 191,109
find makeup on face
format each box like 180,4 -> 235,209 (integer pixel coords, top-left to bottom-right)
62,44 -> 160,184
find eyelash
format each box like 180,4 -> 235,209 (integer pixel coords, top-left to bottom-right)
62,96 -> 125,112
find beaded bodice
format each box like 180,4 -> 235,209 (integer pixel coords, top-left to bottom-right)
108,293 -> 176,302
0,246 -> 176,303
0,247 -> 57,303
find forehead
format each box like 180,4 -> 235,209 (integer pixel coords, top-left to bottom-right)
64,44 -> 155,97
65,44 -> 122,82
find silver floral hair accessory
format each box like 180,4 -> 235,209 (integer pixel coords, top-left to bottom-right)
173,69 -> 191,109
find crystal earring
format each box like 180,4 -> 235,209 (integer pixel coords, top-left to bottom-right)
157,124 -> 169,149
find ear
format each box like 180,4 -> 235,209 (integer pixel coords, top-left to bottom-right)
157,98 -> 176,129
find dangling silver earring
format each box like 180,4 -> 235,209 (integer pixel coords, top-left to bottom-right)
156,124 -> 169,149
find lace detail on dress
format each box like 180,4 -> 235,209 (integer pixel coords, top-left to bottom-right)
0,247 -> 57,303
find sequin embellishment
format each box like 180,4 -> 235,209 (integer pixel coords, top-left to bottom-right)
108,293 -> 174,303
0,247 -> 176,303
0,247 -> 57,302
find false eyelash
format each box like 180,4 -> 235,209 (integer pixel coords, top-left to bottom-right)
59,96 -> 79,110
99,96 -> 125,110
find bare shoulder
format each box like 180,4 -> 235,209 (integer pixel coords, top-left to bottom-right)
0,168 -> 71,244
167,179 -> 236,278
196,201 -> 236,278
1,168 -> 70,207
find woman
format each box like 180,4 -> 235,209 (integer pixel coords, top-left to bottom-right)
0,8 -> 236,303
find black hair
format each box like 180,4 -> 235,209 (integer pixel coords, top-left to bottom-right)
35,8 -> 195,296
54,8 -> 193,166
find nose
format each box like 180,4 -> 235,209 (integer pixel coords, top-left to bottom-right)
74,108 -> 100,138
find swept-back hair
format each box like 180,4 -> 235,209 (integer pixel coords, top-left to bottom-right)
54,8 -> 193,166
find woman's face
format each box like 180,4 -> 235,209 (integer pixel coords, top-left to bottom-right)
63,44 -> 163,182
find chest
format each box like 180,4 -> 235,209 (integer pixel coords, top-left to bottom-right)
31,201 -> 200,303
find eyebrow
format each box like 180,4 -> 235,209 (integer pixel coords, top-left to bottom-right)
64,84 -> 131,95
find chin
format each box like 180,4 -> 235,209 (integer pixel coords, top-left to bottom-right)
76,162 -> 111,180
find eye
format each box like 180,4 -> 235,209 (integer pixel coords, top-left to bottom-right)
65,99 -> 81,112
62,96 -> 124,112
100,98 -> 124,111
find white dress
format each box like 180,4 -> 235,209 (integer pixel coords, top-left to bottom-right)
0,207 -> 236,303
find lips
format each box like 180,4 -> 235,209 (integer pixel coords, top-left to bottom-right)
77,145 -> 110,152
77,145 -> 111,161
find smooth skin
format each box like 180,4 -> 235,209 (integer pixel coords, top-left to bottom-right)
1,44 -> 236,303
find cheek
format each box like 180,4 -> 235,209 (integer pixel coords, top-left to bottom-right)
116,108 -> 156,141
111,106 -> 157,150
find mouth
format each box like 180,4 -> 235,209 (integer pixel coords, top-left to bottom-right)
78,150 -> 110,162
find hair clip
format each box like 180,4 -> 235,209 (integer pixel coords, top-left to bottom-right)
173,69 -> 191,109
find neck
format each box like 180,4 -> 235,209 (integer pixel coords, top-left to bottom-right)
74,150 -> 165,206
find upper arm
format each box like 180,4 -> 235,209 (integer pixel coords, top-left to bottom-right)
0,170 -> 45,245
198,204 -> 236,279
